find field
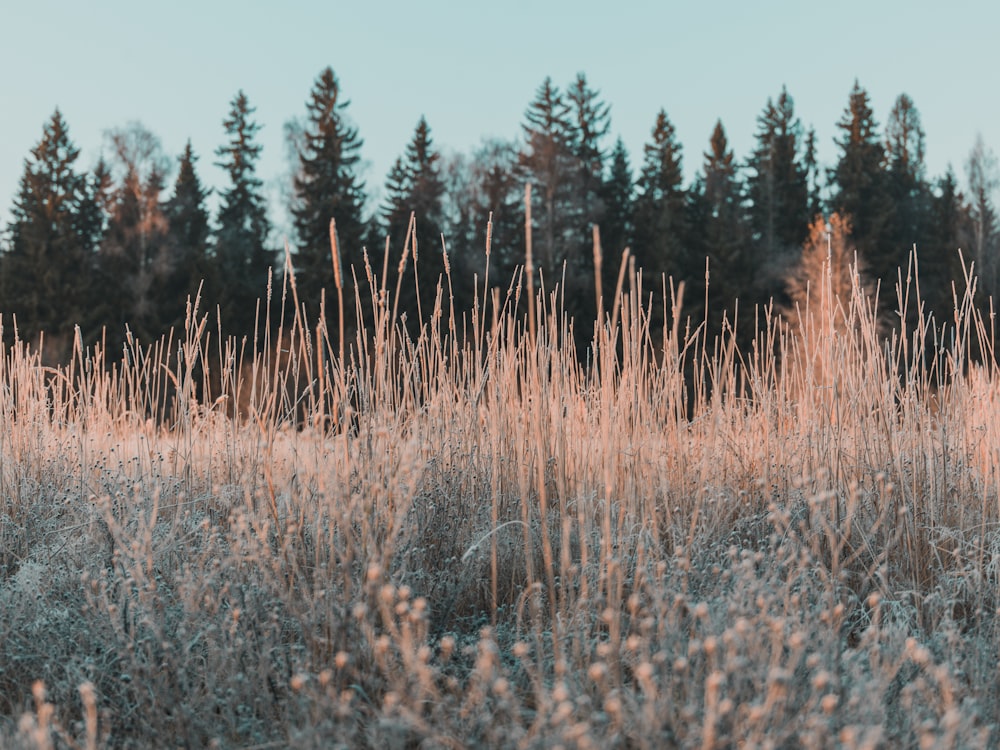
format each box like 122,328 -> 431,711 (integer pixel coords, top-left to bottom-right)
1,240 -> 999,748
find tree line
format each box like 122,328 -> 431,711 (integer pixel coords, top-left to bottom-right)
3,67 -> 998,361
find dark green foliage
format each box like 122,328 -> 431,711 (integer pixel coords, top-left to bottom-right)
567,74 -> 611,258
214,91 -> 274,336
519,77 -> 579,275
689,120 -> 751,329
160,141 -> 213,332
291,67 -> 366,331
633,109 -> 689,285
380,117 -> 448,333
599,137 -> 634,299
746,87 -> 811,288
1,110 -> 97,357
829,81 -> 896,289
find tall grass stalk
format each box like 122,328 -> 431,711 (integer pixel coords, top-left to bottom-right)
0,229 -> 998,747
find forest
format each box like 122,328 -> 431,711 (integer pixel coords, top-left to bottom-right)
2,66 -> 998,360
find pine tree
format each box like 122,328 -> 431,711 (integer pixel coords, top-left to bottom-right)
519,77 -> 579,275
161,141 -> 213,331
633,109 -> 688,282
380,117 -> 448,331
599,137 -> 634,296
883,94 -> 936,313
924,168 -> 972,319
567,74 -> 611,253
291,67 -> 366,328
2,110 -> 96,357
214,90 -> 274,336
746,87 -> 810,280
803,127 -> 823,219
830,80 -> 896,288
693,120 -> 749,324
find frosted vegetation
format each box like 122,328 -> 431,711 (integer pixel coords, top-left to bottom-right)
1,223 -> 999,747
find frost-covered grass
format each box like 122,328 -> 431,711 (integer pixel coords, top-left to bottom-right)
1,239 -> 999,748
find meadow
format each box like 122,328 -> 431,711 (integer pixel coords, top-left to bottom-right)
1,222 -> 999,748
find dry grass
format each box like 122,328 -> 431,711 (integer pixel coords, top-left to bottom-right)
1,226 -> 999,748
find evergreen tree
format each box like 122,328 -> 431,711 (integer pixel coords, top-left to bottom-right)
884,94 -> 937,312
381,117 -> 447,331
693,120 -> 750,325
803,127 -> 824,219
214,90 -> 274,336
161,141 -> 213,331
567,73 -> 611,256
746,86 -> 810,283
829,80 -> 896,288
633,109 -> 688,283
2,110 -> 97,357
291,67 -> 366,329
924,168 -> 972,318
599,137 -> 634,299
519,77 -> 579,275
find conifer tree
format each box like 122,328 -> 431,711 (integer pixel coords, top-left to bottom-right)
2,110 -> 97,356
519,77 -> 579,275
692,120 -> 749,324
599,137 -> 634,297
633,109 -> 688,283
924,168 -> 972,318
380,117 -> 447,331
883,94 -> 939,313
567,74 -> 611,254
291,67 -> 366,328
161,141 -> 213,331
829,81 -> 895,288
746,87 -> 810,277
214,90 -> 274,336
803,127 -> 823,219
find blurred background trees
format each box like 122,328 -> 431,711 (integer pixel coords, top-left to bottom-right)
1,70 -> 995,366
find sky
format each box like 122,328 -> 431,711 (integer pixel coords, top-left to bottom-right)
2,0 -> 999,242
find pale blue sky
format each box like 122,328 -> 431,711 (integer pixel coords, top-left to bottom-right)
2,0 -> 998,239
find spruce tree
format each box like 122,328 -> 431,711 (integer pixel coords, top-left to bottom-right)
2,110 -> 98,357
214,90 -> 274,336
633,109 -> 688,283
695,120 -> 749,324
161,141 -> 213,331
599,137 -> 634,297
567,74 -> 611,253
746,87 -> 810,279
291,67 -> 366,329
380,117 -> 447,331
519,77 -> 579,275
925,168 -> 972,318
829,80 -> 896,288
884,94 -> 937,311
